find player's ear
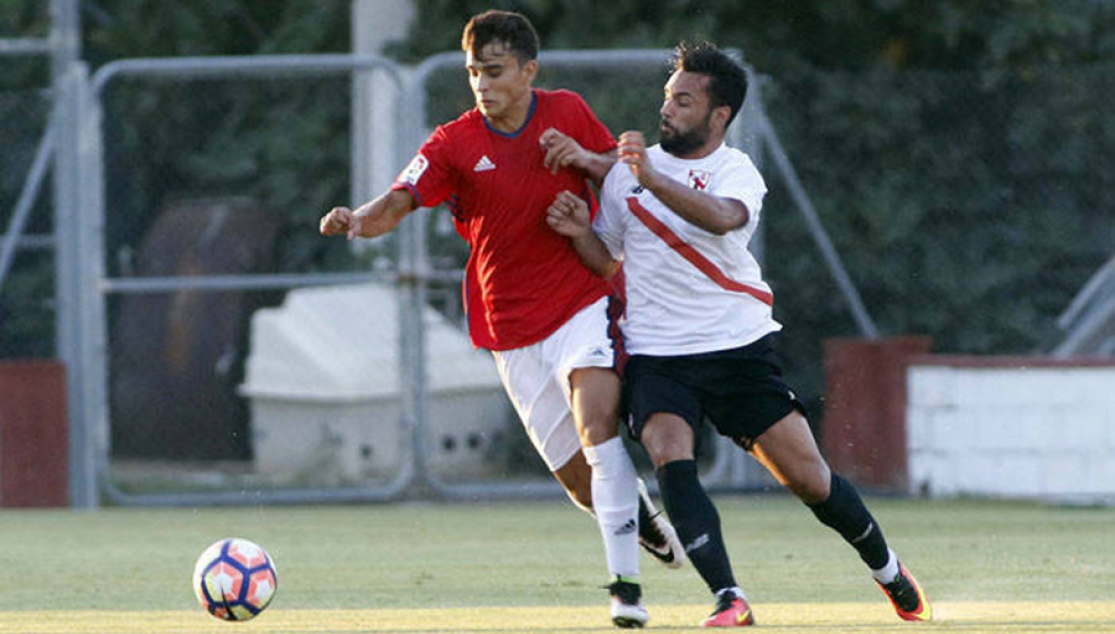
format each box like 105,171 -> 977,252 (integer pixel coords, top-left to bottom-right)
521,58 -> 538,82
711,104 -> 732,133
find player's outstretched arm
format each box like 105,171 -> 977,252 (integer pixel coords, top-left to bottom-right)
539,128 -> 617,187
619,130 -> 749,235
547,190 -> 620,279
320,188 -> 418,241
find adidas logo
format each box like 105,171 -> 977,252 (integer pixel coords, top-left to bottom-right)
614,518 -> 637,536
473,155 -> 496,172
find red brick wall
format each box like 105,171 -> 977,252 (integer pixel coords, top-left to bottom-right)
0,361 -> 69,507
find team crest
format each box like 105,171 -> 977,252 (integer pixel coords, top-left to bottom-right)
688,169 -> 712,191
400,154 -> 429,185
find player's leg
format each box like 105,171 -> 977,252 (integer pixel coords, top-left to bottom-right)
748,411 -> 931,621
497,347 -> 680,567
492,343 -> 590,508
493,344 -> 644,627
568,365 -> 647,628
547,297 -> 652,626
629,355 -> 754,627
551,449 -> 593,512
551,444 -> 682,573
570,366 -> 641,586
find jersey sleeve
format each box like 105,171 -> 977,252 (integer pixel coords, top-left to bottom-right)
591,164 -> 627,259
563,91 -> 617,154
715,152 -> 767,225
391,125 -> 455,208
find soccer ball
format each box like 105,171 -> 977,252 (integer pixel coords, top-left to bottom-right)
193,537 -> 278,621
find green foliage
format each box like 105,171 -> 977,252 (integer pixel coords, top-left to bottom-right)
3,0 -> 1113,394
396,0 -> 1115,417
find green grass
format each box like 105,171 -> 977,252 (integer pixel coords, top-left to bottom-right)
0,495 -> 1112,632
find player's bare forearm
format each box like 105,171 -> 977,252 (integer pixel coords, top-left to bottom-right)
321,188 -> 417,241
620,129 -> 748,235
546,189 -> 619,279
571,232 -> 620,279
579,149 -> 618,188
540,128 -> 616,187
351,189 -> 417,237
643,172 -> 749,236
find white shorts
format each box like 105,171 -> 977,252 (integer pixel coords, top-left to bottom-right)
492,297 -> 617,471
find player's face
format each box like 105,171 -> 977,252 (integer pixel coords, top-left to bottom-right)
466,41 -> 537,128
659,70 -> 722,158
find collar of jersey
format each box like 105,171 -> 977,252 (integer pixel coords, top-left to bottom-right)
483,91 -> 538,139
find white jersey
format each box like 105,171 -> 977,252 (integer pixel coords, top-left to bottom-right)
594,142 -> 781,356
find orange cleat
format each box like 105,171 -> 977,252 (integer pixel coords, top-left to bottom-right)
702,590 -> 755,627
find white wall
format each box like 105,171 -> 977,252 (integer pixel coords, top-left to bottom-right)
906,359 -> 1115,502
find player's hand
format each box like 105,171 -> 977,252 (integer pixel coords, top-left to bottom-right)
618,130 -> 659,188
546,190 -> 591,238
540,127 -> 588,175
319,206 -> 360,241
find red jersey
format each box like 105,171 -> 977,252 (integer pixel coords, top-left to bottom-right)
391,89 -> 616,350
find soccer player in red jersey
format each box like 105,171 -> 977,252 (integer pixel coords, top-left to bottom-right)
320,10 -> 681,627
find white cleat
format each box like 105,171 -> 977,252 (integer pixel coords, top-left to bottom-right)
637,478 -> 686,569
608,577 -> 648,629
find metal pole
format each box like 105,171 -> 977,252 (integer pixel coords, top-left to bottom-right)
50,0 -> 96,507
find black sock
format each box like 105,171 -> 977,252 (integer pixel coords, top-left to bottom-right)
807,472 -> 890,569
656,459 -> 736,593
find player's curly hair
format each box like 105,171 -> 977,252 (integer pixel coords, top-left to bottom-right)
461,10 -> 539,64
671,41 -> 748,126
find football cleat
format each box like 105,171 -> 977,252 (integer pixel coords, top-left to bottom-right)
607,576 -> 648,629
878,562 -> 932,621
702,589 -> 755,627
637,478 -> 686,569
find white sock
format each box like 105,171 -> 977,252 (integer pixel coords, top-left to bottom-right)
716,586 -> 745,600
583,436 -> 640,580
871,547 -> 900,584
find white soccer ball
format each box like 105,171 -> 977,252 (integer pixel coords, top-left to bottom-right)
193,537 -> 278,621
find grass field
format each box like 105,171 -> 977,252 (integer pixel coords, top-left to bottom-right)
0,495 -> 1112,633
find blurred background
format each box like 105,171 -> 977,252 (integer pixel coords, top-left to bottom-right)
1,0 -> 1112,509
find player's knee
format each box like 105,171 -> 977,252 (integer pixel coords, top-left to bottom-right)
786,464 -> 831,504
642,416 -> 694,468
576,415 -> 619,447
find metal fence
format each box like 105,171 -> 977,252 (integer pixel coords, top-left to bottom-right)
36,49 -> 784,507
17,49 -> 1108,507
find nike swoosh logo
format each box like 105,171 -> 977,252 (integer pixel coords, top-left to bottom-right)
737,608 -> 752,624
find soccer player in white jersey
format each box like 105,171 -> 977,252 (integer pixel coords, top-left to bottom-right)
547,41 -> 932,627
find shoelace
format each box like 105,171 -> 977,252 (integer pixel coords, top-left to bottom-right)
883,575 -> 919,612
711,591 -> 738,615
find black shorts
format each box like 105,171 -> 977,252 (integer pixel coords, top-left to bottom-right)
623,333 -> 802,447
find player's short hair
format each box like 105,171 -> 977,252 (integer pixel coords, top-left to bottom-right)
671,41 -> 748,126
461,10 -> 539,64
